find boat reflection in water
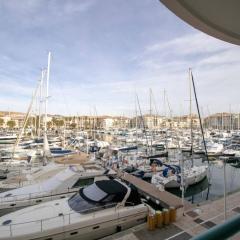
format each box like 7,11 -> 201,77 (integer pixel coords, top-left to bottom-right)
167,176 -> 210,204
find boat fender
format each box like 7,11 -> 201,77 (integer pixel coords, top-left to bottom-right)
177,175 -> 181,183
116,225 -> 122,232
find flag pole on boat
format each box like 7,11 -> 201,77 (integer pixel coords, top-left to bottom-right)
223,157 -> 227,220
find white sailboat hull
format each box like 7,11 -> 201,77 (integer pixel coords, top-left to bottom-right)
152,166 -> 208,189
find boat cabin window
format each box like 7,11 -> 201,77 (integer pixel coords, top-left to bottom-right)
72,178 -> 94,188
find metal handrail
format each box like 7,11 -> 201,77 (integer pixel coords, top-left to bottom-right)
0,188 -> 78,203
1,202 -> 123,237
191,214 -> 240,240
165,200 -> 240,240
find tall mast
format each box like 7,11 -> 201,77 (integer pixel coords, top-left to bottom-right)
136,94 -> 149,153
164,89 -> 166,127
43,52 -> 51,163
190,69 -> 209,163
229,104 -> 232,131
135,95 -> 138,136
222,112 -> 224,131
44,52 -> 51,133
38,70 -> 44,139
238,109 -> 240,131
189,69 -> 193,159
34,92 -> 37,137
149,88 -> 153,154
12,82 -> 41,159
149,88 -> 152,117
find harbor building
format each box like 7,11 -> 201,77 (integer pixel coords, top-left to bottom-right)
204,113 -> 240,130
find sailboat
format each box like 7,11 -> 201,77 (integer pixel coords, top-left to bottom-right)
151,164 -> 208,188
0,53 -> 76,187
152,69 -> 209,189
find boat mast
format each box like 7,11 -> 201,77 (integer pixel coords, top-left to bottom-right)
45,52 -> 51,133
189,69 -> 194,165
164,89 -> 166,128
136,94 -> 149,154
43,52 -> 51,164
134,95 -> 138,146
149,88 -> 153,154
238,109 -> 240,131
38,70 -> 44,139
229,104 -> 232,131
190,69 -> 209,163
221,112 -> 224,131
180,151 -> 185,215
163,89 -> 169,151
34,92 -> 37,137
12,81 -> 41,159
135,95 -> 138,132
63,119 -> 66,148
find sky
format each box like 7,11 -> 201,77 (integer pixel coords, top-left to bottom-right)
0,0 -> 240,117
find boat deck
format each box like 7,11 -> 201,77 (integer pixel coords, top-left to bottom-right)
117,171 -> 192,210
101,190 -> 240,240
54,152 -> 89,164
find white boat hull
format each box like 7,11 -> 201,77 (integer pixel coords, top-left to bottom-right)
152,166 -> 208,189
0,204 -> 148,240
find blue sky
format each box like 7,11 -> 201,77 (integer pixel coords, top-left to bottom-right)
1,0 -> 240,116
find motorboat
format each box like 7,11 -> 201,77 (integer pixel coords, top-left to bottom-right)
151,165 -> 208,189
193,147 -> 205,155
206,142 -> 223,156
0,147 -> 37,161
0,135 -> 17,144
146,151 -> 168,158
0,165 -> 116,211
0,179 -> 149,240
222,144 -> 240,157
50,147 -> 76,157
112,145 -> 138,152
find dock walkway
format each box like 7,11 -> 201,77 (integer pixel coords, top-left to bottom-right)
117,171 -> 191,210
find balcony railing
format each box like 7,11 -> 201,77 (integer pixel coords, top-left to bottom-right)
191,214 -> 240,240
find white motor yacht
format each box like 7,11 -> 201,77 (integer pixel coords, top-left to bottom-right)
0,165 -> 116,211
206,142 -> 223,156
0,135 -> 17,144
223,144 -> 240,157
0,179 -> 149,240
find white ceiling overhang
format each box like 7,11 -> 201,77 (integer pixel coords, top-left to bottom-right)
160,0 -> 240,45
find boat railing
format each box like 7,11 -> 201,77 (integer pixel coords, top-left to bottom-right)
0,188 -> 78,204
0,177 -> 38,188
2,202 -> 125,237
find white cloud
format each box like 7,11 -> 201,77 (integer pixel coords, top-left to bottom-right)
125,32 -> 240,116
145,32 -> 230,56
0,1 -> 240,116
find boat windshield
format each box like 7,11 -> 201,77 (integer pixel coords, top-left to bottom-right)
68,183 -> 115,213
68,193 -> 104,214
82,183 -> 107,202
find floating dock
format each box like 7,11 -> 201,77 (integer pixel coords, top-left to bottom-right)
117,171 -> 192,210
